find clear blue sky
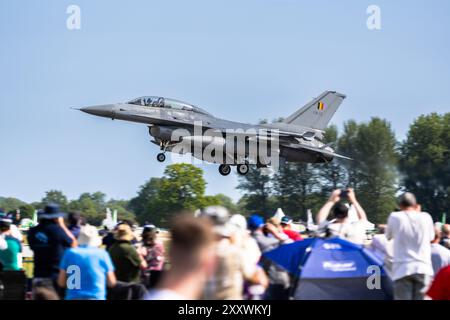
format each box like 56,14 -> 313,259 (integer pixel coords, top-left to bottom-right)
1,0 -> 449,204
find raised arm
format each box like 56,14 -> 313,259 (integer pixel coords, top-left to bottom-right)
57,217 -> 78,248
347,188 -> 367,221
316,190 -> 341,224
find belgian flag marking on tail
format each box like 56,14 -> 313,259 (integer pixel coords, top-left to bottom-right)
317,101 -> 325,111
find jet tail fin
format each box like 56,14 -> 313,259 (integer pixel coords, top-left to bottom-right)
283,91 -> 346,130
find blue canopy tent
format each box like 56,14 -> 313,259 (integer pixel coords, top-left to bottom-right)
263,237 -> 393,300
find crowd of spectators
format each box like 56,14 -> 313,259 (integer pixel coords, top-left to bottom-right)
0,188 -> 449,300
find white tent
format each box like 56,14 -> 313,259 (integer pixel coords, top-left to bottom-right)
102,208 -> 116,230
273,208 -> 285,221
306,209 -> 318,231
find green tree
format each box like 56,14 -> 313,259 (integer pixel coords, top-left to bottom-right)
339,118 -> 398,223
68,194 -> 100,225
211,194 -> 238,213
317,125 -> 348,195
237,166 -> 273,217
69,193 -> 136,225
0,197 -> 27,213
128,178 -> 162,220
399,113 -> 450,220
77,192 -> 107,213
201,195 -> 223,208
272,163 -> 319,220
106,199 -> 135,223
18,204 -> 36,219
143,163 -> 211,226
41,190 -> 69,211
337,120 -> 360,189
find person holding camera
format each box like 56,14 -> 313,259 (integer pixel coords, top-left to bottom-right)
316,188 -> 368,244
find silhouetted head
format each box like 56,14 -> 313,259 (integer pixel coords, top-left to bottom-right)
398,192 -> 417,210
332,202 -> 349,220
142,229 -> 158,247
68,211 -> 82,226
169,214 -> 215,271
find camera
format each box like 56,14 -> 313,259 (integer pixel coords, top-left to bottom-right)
340,189 -> 349,200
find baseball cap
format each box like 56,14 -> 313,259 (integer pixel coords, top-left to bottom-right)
248,215 -> 264,230
281,216 -> 293,225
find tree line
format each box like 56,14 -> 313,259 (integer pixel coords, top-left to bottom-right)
1,112 -> 448,226
0,164 -> 237,227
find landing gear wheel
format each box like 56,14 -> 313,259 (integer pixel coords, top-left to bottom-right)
218,164 -> 231,176
236,163 -> 249,175
157,153 -> 166,162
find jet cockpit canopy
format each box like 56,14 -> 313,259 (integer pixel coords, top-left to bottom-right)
127,96 -> 211,116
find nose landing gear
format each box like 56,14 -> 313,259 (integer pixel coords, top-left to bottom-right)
156,153 -> 166,162
156,140 -> 170,162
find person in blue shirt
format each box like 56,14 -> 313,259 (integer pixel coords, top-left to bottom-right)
58,225 -> 116,300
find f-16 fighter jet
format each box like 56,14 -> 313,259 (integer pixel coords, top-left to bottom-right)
79,91 -> 350,176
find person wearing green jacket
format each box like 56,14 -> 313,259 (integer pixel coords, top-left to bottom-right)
108,223 -> 146,283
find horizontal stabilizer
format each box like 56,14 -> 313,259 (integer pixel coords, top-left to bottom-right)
284,143 -> 353,160
290,143 -> 352,160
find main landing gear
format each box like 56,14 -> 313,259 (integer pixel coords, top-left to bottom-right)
156,140 -> 170,162
218,163 -> 249,176
236,163 -> 249,175
218,164 -> 231,176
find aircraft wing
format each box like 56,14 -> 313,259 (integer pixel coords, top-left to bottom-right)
282,142 -> 353,160
220,127 -> 320,142
122,109 -> 322,141
218,129 -> 351,160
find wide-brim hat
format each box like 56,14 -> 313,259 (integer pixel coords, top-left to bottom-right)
38,204 -> 66,219
229,214 -> 247,232
213,223 -> 235,238
0,212 -> 12,224
78,225 -> 102,247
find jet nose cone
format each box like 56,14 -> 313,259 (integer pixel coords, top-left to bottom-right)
80,104 -> 115,118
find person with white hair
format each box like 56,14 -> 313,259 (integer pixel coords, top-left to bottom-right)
431,224 -> 450,275
228,214 -> 261,266
57,225 -> 116,300
441,224 -> 450,249
228,214 -> 268,300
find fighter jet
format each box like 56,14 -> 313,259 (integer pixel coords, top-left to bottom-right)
79,91 -> 350,176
